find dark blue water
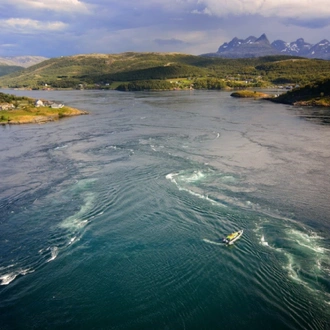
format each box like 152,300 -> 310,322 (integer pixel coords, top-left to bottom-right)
1,90 -> 330,329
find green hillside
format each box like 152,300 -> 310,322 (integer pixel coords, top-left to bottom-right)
0,52 -> 330,90
0,53 -> 205,88
255,58 -> 330,85
0,65 -> 24,77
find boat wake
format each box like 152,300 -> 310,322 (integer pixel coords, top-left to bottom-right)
0,178 -> 103,286
202,238 -> 223,246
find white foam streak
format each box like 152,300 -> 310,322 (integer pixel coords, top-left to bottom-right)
166,170 -> 205,184
68,236 -> 77,245
0,273 -> 17,285
183,170 -> 205,183
166,171 -> 227,207
59,192 -> 95,230
256,231 -> 282,252
166,172 -> 177,183
289,229 -> 324,241
256,224 -> 330,305
54,144 -> 68,150
203,238 -> 222,246
47,247 -> 59,262
295,241 -> 326,254
284,252 -> 306,284
0,268 -> 35,285
260,235 -> 269,246
288,229 -> 327,254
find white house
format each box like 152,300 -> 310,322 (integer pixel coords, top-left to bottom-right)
35,99 -> 44,107
50,103 -> 64,109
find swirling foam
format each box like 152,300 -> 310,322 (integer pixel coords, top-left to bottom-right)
166,171 -> 227,208
0,268 -> 35,286
47,247 -> 59,263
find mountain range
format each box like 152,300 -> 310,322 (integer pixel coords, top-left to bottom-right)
203,34 -> 330,60
0,56 -> 48,68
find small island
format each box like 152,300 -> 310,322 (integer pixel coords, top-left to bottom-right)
230,90 -> 273,99
0,92 -> 88,125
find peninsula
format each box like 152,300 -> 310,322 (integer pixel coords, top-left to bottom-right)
0,92 -> 88,125
230,78 -> 330,108
270,78 -> 330,107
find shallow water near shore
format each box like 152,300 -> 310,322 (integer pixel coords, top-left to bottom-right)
1,89 -> 330,329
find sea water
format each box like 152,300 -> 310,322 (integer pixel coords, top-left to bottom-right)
0,89 -> 330,329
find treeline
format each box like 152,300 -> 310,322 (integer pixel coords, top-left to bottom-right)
256,59 -> 330,85
192,78 -> 264,89
273,78 -> 330,104
40,79 -> 81,88
0,65 -> 23,77
115,77 -> 265,91
116,80 -> 173,91
94,64 -> 207,83
0,92 -> 29,103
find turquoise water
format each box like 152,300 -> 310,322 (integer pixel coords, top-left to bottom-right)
0,90 -> 330,329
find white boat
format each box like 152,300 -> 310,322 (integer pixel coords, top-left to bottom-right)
223,230 -> 243,245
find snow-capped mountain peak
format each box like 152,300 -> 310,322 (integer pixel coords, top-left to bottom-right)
205,34 -> 330,60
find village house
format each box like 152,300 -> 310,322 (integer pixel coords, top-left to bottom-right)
50,103 -> 64,109
35,99 -> 64,108
35,99 -> 44,107
0,103 -> 15,111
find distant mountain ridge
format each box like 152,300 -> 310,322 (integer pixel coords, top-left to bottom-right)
203,34 -> 330,60
0,56 -> 48,68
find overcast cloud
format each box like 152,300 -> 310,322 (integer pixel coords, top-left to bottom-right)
0,0 -> 330,57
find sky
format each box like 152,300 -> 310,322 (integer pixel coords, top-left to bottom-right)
1,0 -> 330,58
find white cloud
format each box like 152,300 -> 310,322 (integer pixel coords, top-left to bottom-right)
74,25 -> 222,55
3,0 -> 90,13
1,0 -> 330,57
195,0 -> 330,19
0,18 -> 67,33
0,43 -> 17,48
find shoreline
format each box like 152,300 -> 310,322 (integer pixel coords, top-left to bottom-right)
0,91 -> 89,125
231,89 -> 330,108
0,107 -> 88,125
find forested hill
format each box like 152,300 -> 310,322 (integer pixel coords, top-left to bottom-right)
272,78 -> 330,106
1,52 -> 330,90
0,65 -> 24,77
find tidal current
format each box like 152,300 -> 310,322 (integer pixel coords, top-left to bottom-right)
0,89 -> 330,329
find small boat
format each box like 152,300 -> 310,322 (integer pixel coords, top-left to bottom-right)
223,230 -> 243,245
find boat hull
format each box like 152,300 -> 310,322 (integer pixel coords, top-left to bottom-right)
223,230 -> 243,245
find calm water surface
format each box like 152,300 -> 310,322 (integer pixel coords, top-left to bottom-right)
0,90 -> 330,329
